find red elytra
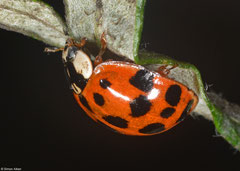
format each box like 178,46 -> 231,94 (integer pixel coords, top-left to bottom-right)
73,61 -> 198,135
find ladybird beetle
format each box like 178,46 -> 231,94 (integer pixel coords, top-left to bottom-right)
45,33 -> 198,136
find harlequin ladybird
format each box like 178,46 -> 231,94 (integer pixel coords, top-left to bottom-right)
45,34 -> 198,136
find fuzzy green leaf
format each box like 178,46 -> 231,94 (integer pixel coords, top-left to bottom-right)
0,0 -> 67,47
64,0 -> 145,61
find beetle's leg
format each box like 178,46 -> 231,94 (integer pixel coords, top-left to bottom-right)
157,64 -> 178,77
44,47 -> 64,53
44,37 -> 75,53
94,56 -> 103,67
94,32 -> 107,67
73,37 -> 87,48
98,32 -> 107,57
44,38 -> 74,53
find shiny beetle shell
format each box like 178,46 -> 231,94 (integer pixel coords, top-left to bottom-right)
73,61 -> 198,136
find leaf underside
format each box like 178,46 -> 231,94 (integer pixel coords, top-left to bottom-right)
0,0 -> 67,47
64,0 -> 145,61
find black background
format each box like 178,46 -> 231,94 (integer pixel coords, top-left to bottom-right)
1,0 -> 239,170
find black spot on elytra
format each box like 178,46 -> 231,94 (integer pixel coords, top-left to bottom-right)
96,119 -> 119,133
79,95 -> 92,112
100,79 -> 111,89
129,69 -> 154,92
102,116 -> 128,128
93,93 -> 105,106
160,107 -> 176,118
176,100 -> 194,123
139,123 -> 165,134
165,84 -> 182,106
130,95 -> 152,117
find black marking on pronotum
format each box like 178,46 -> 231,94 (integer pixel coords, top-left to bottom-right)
176,100 -> 194,123
64,62 -> 88,91
79,95 -> 93,112
129,69 -> 154,92
160,107 -> 176,118
99,79 -> 112,89
165,84 -> 182,106
93,93 -> 105,106
66,46 -> 78,61
130,95 -> 152,117
139,123 -> 165,134
102,116 -> 128,128
64,45 -> 68,51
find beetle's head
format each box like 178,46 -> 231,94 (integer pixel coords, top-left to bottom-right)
62,39 -> 93,94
